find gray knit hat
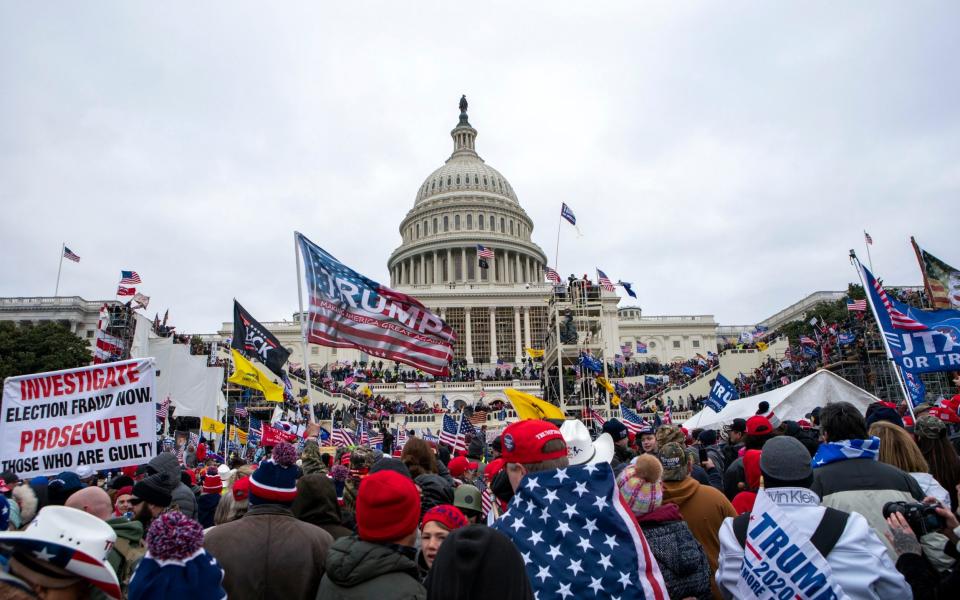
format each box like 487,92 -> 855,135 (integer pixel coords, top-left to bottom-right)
759,436 -> 811,483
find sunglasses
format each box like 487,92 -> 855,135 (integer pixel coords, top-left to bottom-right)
129,498 -> 145,505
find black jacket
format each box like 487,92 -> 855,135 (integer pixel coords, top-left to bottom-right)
292,473 -> 353,540
316,536 -> 425,600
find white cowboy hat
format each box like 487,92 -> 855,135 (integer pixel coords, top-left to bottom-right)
560,419 -> 615,466
0,505 -> 121,599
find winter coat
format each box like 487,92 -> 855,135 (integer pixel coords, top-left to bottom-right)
722,456 -> 746,500
636,504 -> 711,600
197,493 -> 220,529
104,517 -> 145,598
911,472 -> 951,510
810,456 -> 924,558
205,503 -> 334,600
316,535 -> 426,600
146,452 -> 198,519
423,525 -> 533,600
292,473 -> 353,540
661,476 -> 736,587
716,487 -> 910,599
415,474 -> 454,517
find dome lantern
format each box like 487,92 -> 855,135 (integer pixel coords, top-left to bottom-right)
450,95 -> 478,159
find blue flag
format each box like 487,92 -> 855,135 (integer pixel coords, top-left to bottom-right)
579,353 -> 603,374
492,463 -> 668,598
861,263 -> 960,373
801,346 -> 819,358
838,333 -> 857,346
904,371 -> 926,407
706,374 -> 738,413
681,366 -> 695,376
620,281 -> 637,299
644,375 -> 660,386
560,202 -> 577,225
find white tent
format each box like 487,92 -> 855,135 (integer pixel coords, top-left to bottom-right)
683,369 -> 881,430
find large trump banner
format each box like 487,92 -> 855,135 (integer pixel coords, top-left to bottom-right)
1,358 -> 157,477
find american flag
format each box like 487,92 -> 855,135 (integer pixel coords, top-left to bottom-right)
248,416 -> 262,438
481,487 -> 494,517
119,270 -> 142,284
619,405 -> 650,434
469,410 -> 488,426
477,244 -> 494,259
63,246 -> 81,262
188,432 -> 200,449
116,286 -> 136,296
297,233 -> 455,376
155,396 -> 170,419
492,463 -> 668,600
439,414 -> 465,452
545,267 -> 562,284
235,406 -> 248,419
863,264 -> 927,331
394,425 -> 408,450
332,427 -> 357,448
589,408 -> 606,426
368,429 -> 383,448
663,405 -> 673,424
596,269 -> 616,293
864,231 -> 873,245
846,298 -> 867,312
799,335 -> 817,347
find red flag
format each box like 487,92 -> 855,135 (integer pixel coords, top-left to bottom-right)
261,424 -> 299,446
117,286 -> 136,296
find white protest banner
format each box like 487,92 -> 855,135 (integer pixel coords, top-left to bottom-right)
1,358 -> 157,477
737,489 -> 849,600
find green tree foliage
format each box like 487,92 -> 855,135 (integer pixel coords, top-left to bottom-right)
776,285 -> 872,343
0,321 -> 93,380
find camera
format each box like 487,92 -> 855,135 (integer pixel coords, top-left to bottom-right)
882,501 -> 946,536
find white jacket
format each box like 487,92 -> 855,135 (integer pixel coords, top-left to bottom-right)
716,487 -> 910,599
911,472 -> 951,510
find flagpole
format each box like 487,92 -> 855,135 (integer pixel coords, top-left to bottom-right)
54,243 -> 64,296
910,236 -> 935,309
849,251 -> 913,418
554,210 -> 562,274
863,230 -> 874,272
293,232 -> 316,424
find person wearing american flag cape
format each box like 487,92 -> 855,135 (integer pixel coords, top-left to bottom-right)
491,419 -> 669,599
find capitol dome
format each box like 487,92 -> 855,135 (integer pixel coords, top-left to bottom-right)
388,97 -> 548,288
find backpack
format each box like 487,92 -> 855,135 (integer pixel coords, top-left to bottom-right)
732,507 -> 849,557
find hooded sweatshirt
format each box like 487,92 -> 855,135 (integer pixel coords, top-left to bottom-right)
316,536 -> 425,600
424,525 -> 533,600
661,476 -> 736,580
146,453 -> 197,519
293,473 -> 352,540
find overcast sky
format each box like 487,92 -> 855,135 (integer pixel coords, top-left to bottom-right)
2,2 -> 958,333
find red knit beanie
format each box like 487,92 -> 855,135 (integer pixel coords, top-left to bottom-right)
356,470 -> 421,543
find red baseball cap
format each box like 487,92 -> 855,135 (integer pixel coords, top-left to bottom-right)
484,458 -> 505,483
500,420 -> 566,464
447,456 -> 478,479
746,415 -> 773,436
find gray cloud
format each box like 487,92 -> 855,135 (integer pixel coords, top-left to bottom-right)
1,2 -> 958,332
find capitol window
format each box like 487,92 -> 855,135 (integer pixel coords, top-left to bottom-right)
649,341 -> 657,349
416,223 -> 420,238
693,340 -> 701,348
433,218 -> 438,233
489,215 -> 495,230
483,176 -> 488,185
509,220 -> 514,234
444,216 -> 449,232
456,175 -> 460,185
447,176 -> 451,186
672,340 -> 681,349
500,218 -> 505,233
467,214 -> 472,229
478,214 -> 484,230
474,175 -> 479,184
455,214 -> 460,230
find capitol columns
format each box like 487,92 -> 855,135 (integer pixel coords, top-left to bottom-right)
460,249 -> 467,283
420,254 -> 426,285
446,248 -> 453,282
515,253 -> 522,284
523,306 -> 532,351
488,306 -> 498,363
464,307 -> 473,363
513,306 -> 522,363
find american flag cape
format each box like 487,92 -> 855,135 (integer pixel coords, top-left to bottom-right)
297,232 -> 455,376
492,463 -> 668,600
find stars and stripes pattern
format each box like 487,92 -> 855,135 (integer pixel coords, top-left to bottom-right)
63,246 -> 81,262
799,335 -> 817,347
394,425 -> 408,450
596,269 -> 616,293
589,408 -> 606,426
248,417 -> 262,439
119,270 -> 142,284
492,463 -> 668,600
545,267 -> 562,284
298,233 -> 455,376
663,405 -> 673,424
618,405 -> 650,434
439,414 -> 465,453
332,427 -> 357,448
155,396 -> 170,419
356,419 -> 369,446
864,231 -> 873,245
10,539 -> 122,599
870,275 -> 927,330
477,244 -> 494,259
469,410 -> 488,426
846,298 -> 867,312
235,406 -> 248,419
481,487 -> 494,517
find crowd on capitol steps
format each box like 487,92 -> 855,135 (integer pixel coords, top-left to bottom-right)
3,373 -> 960,599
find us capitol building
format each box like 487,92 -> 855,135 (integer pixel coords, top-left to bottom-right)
0,98 -> 721,378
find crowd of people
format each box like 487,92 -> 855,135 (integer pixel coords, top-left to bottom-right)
4,372 -> 960,599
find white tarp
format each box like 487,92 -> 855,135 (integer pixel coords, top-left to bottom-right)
683,369 -> 880,430
129,333 -> 223,421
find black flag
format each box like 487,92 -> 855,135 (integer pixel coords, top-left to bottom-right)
232,300 -> 291,377
478,258 -> 489,269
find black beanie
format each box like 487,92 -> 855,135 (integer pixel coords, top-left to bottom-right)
424,525 -> 533,600
133,473 -> 174,507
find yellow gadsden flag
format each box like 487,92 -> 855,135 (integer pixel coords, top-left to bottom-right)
505,388 -> 565,421
228,348 -> 285,402
525,347 -> 545,359
756,341 -> 769,352
596,376 -> 622,407
201,416 -> 225,435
